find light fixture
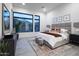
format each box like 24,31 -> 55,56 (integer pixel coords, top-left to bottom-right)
43,7 -> 46,12
42,6 -> 46,12
22,3 -> 25,5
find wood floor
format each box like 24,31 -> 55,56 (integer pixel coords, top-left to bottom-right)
15,37 -> 79,56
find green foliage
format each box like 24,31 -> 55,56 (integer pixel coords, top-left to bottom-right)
0,40 -> 9,56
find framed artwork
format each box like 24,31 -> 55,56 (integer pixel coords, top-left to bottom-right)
55,17 -> 58,22
58,16 -> 62,22
63,14 -> 70,21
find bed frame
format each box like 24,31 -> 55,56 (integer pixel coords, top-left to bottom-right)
73,22 -> 79,28
52,22 -> 71,33
43,22 -> 71,49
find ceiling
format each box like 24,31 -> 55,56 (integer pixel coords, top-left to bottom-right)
13,3 -> 62,13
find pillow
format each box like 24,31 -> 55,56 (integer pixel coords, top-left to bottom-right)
61,29 -> 68,33
51,27 -> 61,33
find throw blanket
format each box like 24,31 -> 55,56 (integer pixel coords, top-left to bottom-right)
42,32 -> 61,37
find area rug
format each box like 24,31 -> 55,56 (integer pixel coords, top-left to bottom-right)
28,39 -> 79,56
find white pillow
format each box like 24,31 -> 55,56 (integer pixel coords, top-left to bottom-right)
61,29 -> 68,33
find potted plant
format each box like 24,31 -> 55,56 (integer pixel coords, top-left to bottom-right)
0,40 -> 9,56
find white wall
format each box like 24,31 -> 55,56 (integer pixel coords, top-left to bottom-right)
13,7 -> 46,38
46,3 -> 79,33
34,12 -> 46,32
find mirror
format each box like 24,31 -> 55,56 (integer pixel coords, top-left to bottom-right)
2,4 -> 10,35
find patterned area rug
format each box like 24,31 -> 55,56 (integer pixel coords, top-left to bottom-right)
28,40 -> 79,56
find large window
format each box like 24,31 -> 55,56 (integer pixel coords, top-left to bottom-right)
34,15 -> 40,32
13,12 -> 33,32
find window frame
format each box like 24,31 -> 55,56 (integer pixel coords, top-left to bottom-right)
13,11 -> 33,32
34,15 -> 40,32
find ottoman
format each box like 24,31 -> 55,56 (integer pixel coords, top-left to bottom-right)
35,37 -> 44,46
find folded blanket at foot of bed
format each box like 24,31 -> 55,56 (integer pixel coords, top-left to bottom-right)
42,32 -> 61,37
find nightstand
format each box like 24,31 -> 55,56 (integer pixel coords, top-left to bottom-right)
69,34 -> 79,44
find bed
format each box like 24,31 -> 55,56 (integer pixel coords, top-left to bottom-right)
35,23 -> 71,49
36,30 -> 69,49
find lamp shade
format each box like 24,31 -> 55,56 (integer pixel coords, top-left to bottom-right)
46,25 -> 51,28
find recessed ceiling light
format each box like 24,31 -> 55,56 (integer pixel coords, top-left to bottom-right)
42,6 -> 46,12
22,3 -> 25,5
43,7 -> 46,12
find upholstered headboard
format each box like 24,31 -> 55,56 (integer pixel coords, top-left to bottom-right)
52,22 -> 71,33
73,22 -> 79,34
73,22 -> 79,28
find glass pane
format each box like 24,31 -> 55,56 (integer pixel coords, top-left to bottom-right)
34,15 -> 40,32
14,12 -> 33,18
3,6 -> 10,32
34,16 -> 40,19
3,10 -> 9,17
13,12 -> 33,32
14,18 -> 33,32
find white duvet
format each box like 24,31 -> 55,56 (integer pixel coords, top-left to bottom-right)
35,32 -> 69,48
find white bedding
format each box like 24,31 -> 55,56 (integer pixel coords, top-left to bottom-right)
35,32 -> 69,48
